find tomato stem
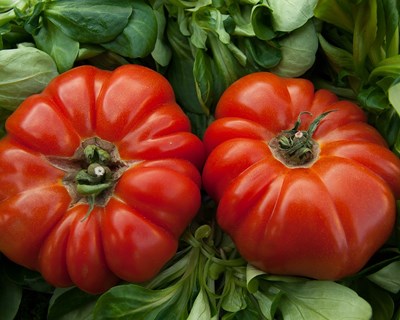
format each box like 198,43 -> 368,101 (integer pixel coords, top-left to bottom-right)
269,110 -> 336,167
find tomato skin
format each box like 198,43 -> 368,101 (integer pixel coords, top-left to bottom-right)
202,72 -> 400,280
0,65 -> 205,294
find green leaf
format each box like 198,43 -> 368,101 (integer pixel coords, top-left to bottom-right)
388,79 -> 400,117
187,289 -> 212,320
193,48 -> 214,115
33,18 -> 79,73
44,0 -> 132,44
270,20 -> 318,77
151,5 -> 172,67
353,0 -> 378,77
369,55 -> 400,82
101,1 -> 157,59
314,0 -> 355,33
239,37 -> 281,70
275,280 -> 372,320
250,3 -> 275,40
368,261 -> 400,294
0,263 -> 22,320
318,33 -> 354,74
93,284 -> 186,320
0,46 -> 58,111
166,20 -> 206,115
47,287 -> 98,320
268,0 -> 318,32
353,279 -> 395,320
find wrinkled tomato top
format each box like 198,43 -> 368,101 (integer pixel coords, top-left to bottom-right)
202,72 -> 400,280
0,65 -> 205,294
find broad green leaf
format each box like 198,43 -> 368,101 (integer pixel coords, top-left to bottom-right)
275,281 -> 372,320
47,287 -> 98,320
270,20 -> 318,77
34,18 -> 79,73
44,0 -> 132,44
0,46 -> 58,111
368,260 -> 400,294
102,1 -> 157,59
268,0 -> 318,32
238,37 -> 281,70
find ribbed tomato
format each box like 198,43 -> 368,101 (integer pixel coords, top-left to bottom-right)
202,72 -> 400,280
0,65 -> 205,294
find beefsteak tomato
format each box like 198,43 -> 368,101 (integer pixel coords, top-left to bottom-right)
202,72 -> 400,280
0,65 -> 205,294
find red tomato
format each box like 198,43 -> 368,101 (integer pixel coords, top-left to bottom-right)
0,65 -> 205,294
202,72 -> 400,280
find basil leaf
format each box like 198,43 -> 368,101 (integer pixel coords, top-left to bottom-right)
275,280 -> 372,320
0,46 -> 58,111
34,18 -> 79,73
44,0 -> 132,44
102,1 -> 157,59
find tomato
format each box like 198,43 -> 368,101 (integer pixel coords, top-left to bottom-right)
0,65 -> 205,294
202,72 -> 400,280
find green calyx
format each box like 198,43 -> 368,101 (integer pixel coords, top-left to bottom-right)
75,145 -> 113,197
269,110 -> 336,167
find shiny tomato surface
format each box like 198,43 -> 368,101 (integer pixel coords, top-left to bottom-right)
0,65 -> 205,294
202,72 -> 400,280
